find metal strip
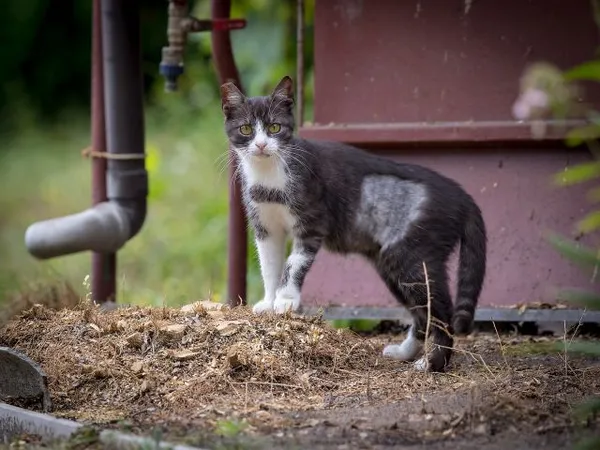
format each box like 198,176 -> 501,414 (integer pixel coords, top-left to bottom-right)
211,0 -> 248,307
91,0 -> 116,304
296,0 -> 305,129
300,306 -> 600,323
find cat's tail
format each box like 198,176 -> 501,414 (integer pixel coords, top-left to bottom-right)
453,202 -> 487,335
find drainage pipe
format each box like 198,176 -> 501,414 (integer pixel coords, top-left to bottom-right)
24,0 -> 147,303
211,0 -> 248,307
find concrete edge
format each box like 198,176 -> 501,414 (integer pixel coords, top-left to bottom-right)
0,401 -> 81,441
0,402 -> 208,450
99,430 -> 208,450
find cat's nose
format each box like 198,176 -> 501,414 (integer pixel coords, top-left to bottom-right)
256,142 -> 267,151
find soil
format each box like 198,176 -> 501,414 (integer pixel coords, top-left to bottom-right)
1,301 -> 599,450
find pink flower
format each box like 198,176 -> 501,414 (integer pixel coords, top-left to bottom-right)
512,88 -> 550,120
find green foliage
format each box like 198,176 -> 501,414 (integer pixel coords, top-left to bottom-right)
566,123 -> 600,147
215,419 -> 248,438
563,59 -> 600,82
546,234 -> 600,270
558,288 -> 600,310
330,318 -> 381,332
553,161 -> 600,186
0,0 -> 316,306
522,37 -> 600,447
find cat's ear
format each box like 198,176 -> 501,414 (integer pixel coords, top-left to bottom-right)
271,76 -> 294,103
220,81 -> 245,115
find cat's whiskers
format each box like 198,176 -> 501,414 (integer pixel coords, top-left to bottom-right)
280,146 -> 317,180
215,151 -> 233,177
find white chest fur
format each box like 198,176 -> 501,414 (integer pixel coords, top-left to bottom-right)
241,155 -> 297,235
255,203 -> 296,235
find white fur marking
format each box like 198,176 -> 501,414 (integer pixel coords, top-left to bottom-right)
272,251 -> 309,313
252,233 -> 286,314
382,326 -> 423,361
256,204 -> 296,235
413,357 -> 429,371
356,176 -> 428,250
273,291 -> 301,314
242,120 -> 300,315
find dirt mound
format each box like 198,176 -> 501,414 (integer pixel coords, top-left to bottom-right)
0,302 -> 384,422
1,302 -> 599,448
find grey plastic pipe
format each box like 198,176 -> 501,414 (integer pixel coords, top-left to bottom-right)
24,0 -> 147,260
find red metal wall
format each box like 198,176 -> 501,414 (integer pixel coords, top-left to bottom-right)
299,0 -> 600,308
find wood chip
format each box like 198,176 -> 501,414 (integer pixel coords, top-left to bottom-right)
126,332 -> 144,348
159,324 -> 186,341
181,300 -> 224,314
172,350 -> 199,361
131,361 -> 144,373
216,320 -> 249,337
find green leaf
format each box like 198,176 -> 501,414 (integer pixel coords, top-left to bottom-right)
575,396 -> 600,420
329,319 -> 381,332
565,124 -> 600,147
577,210 -> 600,233
566,341 -> 600,356
553,161 -> 600,186
564,60 -> 600,82
546,234 -> 600,269
330,319 -> 351,329
348,319 -> 381,332
558,289 -> 600,310
575,437 -> 600,450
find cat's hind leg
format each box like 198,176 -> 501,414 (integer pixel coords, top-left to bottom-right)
382,323 -> 423,361
378,255 -> 454,372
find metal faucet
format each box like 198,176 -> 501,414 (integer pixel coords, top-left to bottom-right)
159,0 -> 246,92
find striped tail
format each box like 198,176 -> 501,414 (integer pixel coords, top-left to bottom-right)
452,203 -> 487,335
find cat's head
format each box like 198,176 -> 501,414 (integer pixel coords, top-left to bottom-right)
220,76 -> 295,161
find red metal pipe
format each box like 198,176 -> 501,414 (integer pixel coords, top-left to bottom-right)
91,0 -> 116,303
210,0 -> 247,307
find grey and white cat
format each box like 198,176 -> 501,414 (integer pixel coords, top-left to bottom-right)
220,76 -> 487,372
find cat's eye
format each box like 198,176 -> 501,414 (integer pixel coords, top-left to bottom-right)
239,124 -> 253,135
268,123 -> 281,134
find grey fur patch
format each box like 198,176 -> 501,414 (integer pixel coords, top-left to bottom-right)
356,175 -> 427,250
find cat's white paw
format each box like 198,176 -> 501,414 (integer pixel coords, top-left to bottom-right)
273,292 -> 301,314
252,299 -> 274,314
382,335 -> 423,361
413,357 -> 429,372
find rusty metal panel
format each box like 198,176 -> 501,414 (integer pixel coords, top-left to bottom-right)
308,0 -> 598,131
299,0 -> 600,311
301,147 -> 600,308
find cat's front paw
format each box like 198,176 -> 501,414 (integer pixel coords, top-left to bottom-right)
252,299 -> 274,314
413,357 -> 429,372
273,292 -> 301,314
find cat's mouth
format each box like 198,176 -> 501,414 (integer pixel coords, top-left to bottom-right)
249,150 -> 272,159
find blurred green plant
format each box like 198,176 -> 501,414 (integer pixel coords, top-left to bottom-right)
0,0 -> 316,307
215,418 -> 248,438
329,318 -> 381,332
515,30 -> 600,447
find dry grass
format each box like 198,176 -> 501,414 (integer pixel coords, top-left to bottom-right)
0,281 -> 80,329
1,302 -> 599,446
